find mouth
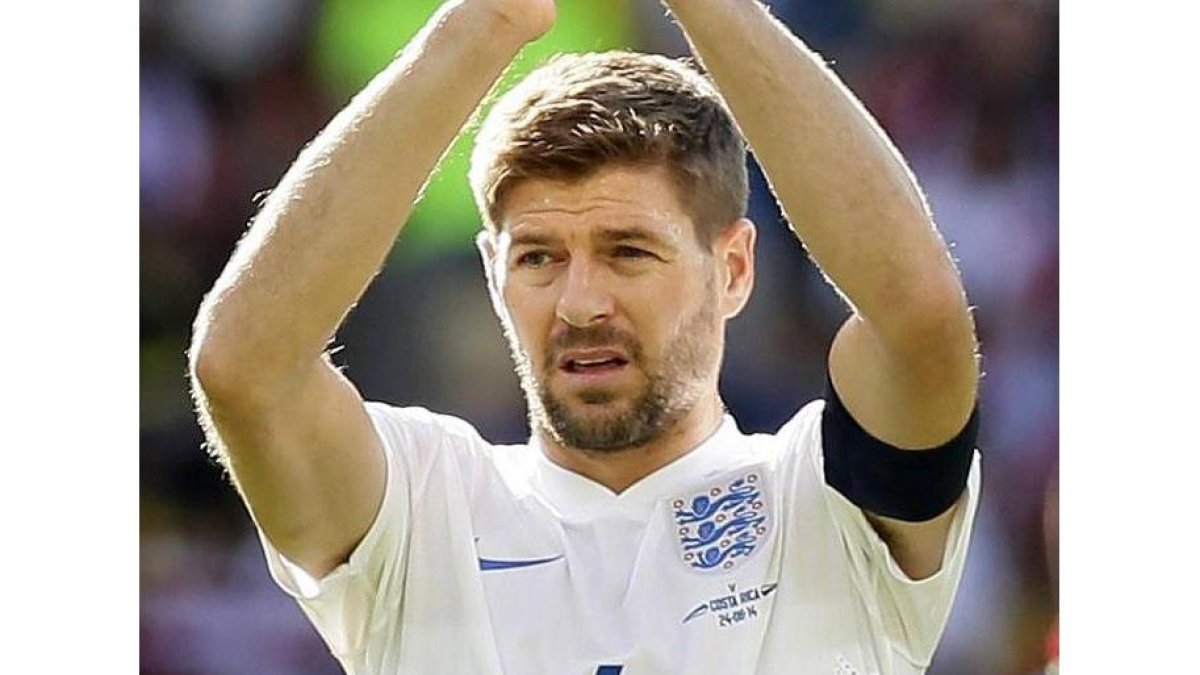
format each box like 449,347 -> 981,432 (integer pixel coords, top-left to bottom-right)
556,349 -> 631,378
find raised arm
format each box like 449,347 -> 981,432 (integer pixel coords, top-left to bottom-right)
662,0 -> 978,578
188,0 -> 553,578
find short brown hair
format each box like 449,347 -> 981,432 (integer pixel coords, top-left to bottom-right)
470,51 -> 748,248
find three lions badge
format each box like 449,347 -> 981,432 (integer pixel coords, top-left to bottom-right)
671,471 -> 770,572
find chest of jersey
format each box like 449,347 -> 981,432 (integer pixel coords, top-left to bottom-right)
468,463 -> 881,675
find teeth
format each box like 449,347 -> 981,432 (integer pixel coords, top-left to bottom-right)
576,358 -> 610,366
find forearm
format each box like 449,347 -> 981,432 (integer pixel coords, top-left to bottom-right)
664,0 -> 971,344
192,0 -> 530,396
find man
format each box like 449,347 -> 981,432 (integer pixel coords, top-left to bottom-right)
189,0 -> 981,673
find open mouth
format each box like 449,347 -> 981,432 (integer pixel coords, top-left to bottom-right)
556,348 -> 631,376
563,356 -> 629,373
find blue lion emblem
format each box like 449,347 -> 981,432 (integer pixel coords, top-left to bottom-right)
672,472 -> 769,571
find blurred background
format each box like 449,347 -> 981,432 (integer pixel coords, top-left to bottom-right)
140,0 -> 1058,672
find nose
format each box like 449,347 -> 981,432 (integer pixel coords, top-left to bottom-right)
555,257 -> 614,328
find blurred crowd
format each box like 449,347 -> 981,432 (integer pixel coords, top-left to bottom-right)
140,1 -> 1059,673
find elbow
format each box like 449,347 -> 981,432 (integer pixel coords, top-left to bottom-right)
188,314 -> 280,412
189,321 -> 322,417
188,331 -> 244,408
189,295 -> 323,413
873,276 -> 977,364
912,289 -> 975,345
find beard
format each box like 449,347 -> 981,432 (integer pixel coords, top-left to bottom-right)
503,292 -> 720,453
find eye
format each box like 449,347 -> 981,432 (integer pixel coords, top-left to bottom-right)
515,250 -> 553,269
614,245 -> 654,260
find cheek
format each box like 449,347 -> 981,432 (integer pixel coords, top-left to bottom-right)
642,273 -> 717,344
640,268 -> 700,313
625,288 -> 684,345
503,287 -> 555,350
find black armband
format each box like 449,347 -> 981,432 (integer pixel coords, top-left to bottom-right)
821,374 -> 979,522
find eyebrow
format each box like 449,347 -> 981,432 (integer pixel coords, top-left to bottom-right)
596,226 -> 676,248
508,231 -> 559,248
506,224 -> 678,249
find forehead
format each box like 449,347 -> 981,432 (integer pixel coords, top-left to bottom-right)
498,165 -> 697,244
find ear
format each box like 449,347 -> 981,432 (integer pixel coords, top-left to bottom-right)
714,218 -> 756,320
475,230 -> 507,319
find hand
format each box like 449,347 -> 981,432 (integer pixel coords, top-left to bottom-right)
479,0 -> 556,43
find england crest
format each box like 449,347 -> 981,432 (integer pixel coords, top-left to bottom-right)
671,471 -> 770,572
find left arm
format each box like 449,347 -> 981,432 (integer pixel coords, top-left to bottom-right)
663,0 -> 978,579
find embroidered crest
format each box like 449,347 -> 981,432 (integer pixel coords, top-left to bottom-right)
672,471 -> 769,572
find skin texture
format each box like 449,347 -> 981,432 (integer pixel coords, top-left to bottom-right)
481,164 -> 754,493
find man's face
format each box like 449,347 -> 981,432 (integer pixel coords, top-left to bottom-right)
486,165 -> 751,452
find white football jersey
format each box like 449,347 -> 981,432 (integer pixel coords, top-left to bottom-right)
259,399 -> 980,675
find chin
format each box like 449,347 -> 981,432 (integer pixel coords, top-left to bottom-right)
554,393 -> 635,429
540,388 -> 686,453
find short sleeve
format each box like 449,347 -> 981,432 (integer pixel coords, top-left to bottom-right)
255,403 -> 487,660
775,400 -> 981,668
821,451 -> 981,666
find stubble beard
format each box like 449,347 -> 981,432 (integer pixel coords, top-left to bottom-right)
504,297 -> 720,453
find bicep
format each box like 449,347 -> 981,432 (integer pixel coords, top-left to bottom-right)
828,313 -> 977,450
198,357 -> 386,579
826,313 -> 978,578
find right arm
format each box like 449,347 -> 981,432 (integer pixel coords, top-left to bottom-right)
188,0 -> 552,578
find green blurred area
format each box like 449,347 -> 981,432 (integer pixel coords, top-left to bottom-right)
314,0 -> 634,261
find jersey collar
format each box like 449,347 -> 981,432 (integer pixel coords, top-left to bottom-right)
530,415 -> 746,521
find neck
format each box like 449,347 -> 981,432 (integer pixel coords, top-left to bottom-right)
539,391 -> 726,494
